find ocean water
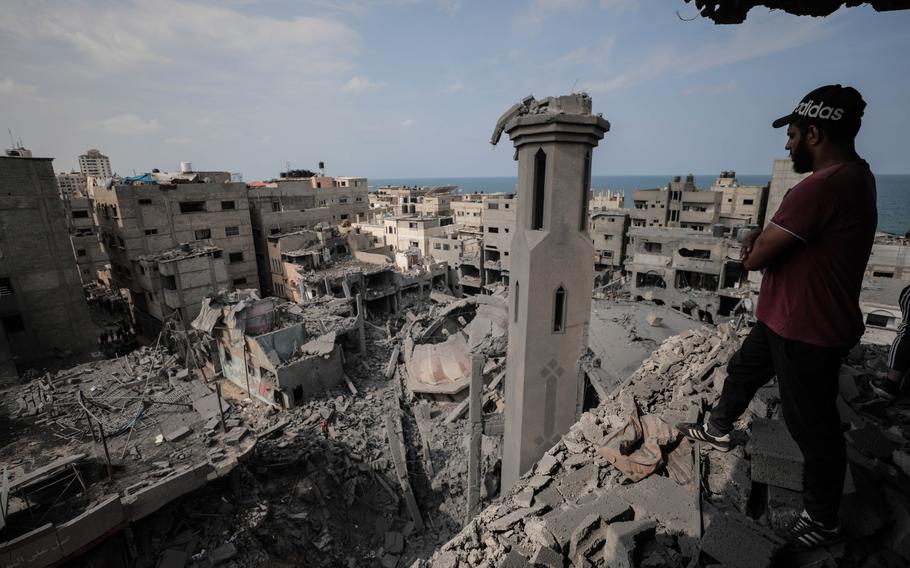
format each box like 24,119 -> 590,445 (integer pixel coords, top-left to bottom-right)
371,174 -> 910,235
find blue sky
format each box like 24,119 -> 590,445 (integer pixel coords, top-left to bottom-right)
1,0 -> 908,179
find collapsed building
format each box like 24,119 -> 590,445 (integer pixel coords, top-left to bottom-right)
626,227 -> 751,322
0,346 -> 256,567
192,289 -> 365,408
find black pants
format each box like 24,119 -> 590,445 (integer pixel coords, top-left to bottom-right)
710,321 -> 847,527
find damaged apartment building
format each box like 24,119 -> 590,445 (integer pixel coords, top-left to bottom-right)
626,227 -> 750,321
246,169 -> 369,294
192,289 -> 365,408
92,163 -> 258,333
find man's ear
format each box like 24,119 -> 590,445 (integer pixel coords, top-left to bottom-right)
806,124 -> 823,146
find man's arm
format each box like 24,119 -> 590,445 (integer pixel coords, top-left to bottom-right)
742,223 -> 802,271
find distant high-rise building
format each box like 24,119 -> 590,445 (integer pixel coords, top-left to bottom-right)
78,149 -> 112,178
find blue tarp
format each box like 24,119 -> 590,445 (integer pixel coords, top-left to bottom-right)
122,173 -> 157,184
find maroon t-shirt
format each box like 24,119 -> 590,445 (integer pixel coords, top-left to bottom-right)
756,160 -> 877,348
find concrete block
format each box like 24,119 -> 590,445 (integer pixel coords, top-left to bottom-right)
542,489 -> 632,547
700,512 -> 785,568
165,426 -> 192,442
554,463 -> 598,501
530,544 -> 563,567
750,418 -> 804,491
498,550 -> 529,568
224,427 -> 248,445
602,519 -> 656,568
488,504 -> 544,532
705,449 -> 751,513
617,473 -> 698,537
536,454 -> 559,476
524,517 -> 559,551
514,488 -> 535,508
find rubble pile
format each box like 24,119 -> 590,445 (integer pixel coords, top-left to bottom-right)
425,327 -> 910,568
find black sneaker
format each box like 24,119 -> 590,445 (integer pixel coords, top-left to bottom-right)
870,376 -> 905,401
676,420 -> 732,451
785,510 -> 843,550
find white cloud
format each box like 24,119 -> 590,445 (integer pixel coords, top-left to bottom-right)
100,114 -> 161,135
0,1 -> 360,76
581,14 -> 830,94
0,77 -> 37,96
442,80 -> 467,94
438,0 -> 462,16
341,76 -> 388,92
259,135 -> 273,144
400,119 -> 415,128
683,80 -> 738,96
164,137 -> 193,145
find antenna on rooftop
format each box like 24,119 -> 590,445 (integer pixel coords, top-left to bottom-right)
7,129 -> 14,149
570,79 -> 579,94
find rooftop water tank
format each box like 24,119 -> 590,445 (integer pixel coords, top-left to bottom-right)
180,161 -> 193,173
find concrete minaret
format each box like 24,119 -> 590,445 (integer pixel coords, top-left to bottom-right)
494,94 -> 610,491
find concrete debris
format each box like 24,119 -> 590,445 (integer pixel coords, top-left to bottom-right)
749,417 -> 805,491
428,326 -> 910,568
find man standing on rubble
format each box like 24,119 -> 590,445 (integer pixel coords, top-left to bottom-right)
678,85 -> 876,551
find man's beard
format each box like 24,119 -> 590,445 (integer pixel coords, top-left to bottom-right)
791,138 -> 813,173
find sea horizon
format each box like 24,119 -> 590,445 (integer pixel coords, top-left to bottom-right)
369,174 -> 910,236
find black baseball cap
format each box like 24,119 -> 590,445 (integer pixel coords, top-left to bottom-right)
771,84 -> 866,131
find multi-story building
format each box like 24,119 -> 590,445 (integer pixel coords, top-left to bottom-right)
0,149 -> 96,371
589,209 -> 629,273
630,175 -> 722,232
64,196 -> 107,284
265,227 -> 353,302
135,242 -> 230,326
625,227 -> 749,321
414,191 -> 461,217
387,216 -> 455,258
711,170 -> 769,227
247,173 -> 369,294
480,194 -> 517,289
452,196 -> 484,233
590,189 -> 624,210
78,149 -> 112,178
93,165 -> 257,332
370,186 -> 424,216
56,171 -> 87,198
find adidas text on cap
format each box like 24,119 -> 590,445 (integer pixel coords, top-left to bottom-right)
772,84 -> 866,130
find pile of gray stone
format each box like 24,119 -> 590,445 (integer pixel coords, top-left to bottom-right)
423,325 -> 910,568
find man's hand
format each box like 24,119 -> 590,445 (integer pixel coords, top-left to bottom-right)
740,228 -> 761,262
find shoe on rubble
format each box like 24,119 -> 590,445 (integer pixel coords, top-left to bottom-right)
675,420 -> 732,452
785,510 -> 843,551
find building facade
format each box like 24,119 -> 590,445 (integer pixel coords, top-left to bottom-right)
711,170 -> 768,227
78,149 -> 112,178
0,151 -> 96,371
589,208 -> 629,273
93,169 -> 257,331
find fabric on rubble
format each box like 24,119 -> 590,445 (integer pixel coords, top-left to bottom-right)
596,398 -> 679,482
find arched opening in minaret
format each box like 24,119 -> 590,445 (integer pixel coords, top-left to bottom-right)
553,285 -> 566,333
513,281 -> 519,322
532,149 -> 546,230
579,152 -> 591,231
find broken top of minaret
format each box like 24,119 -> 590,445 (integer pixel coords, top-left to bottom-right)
498,93 -> 610,491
